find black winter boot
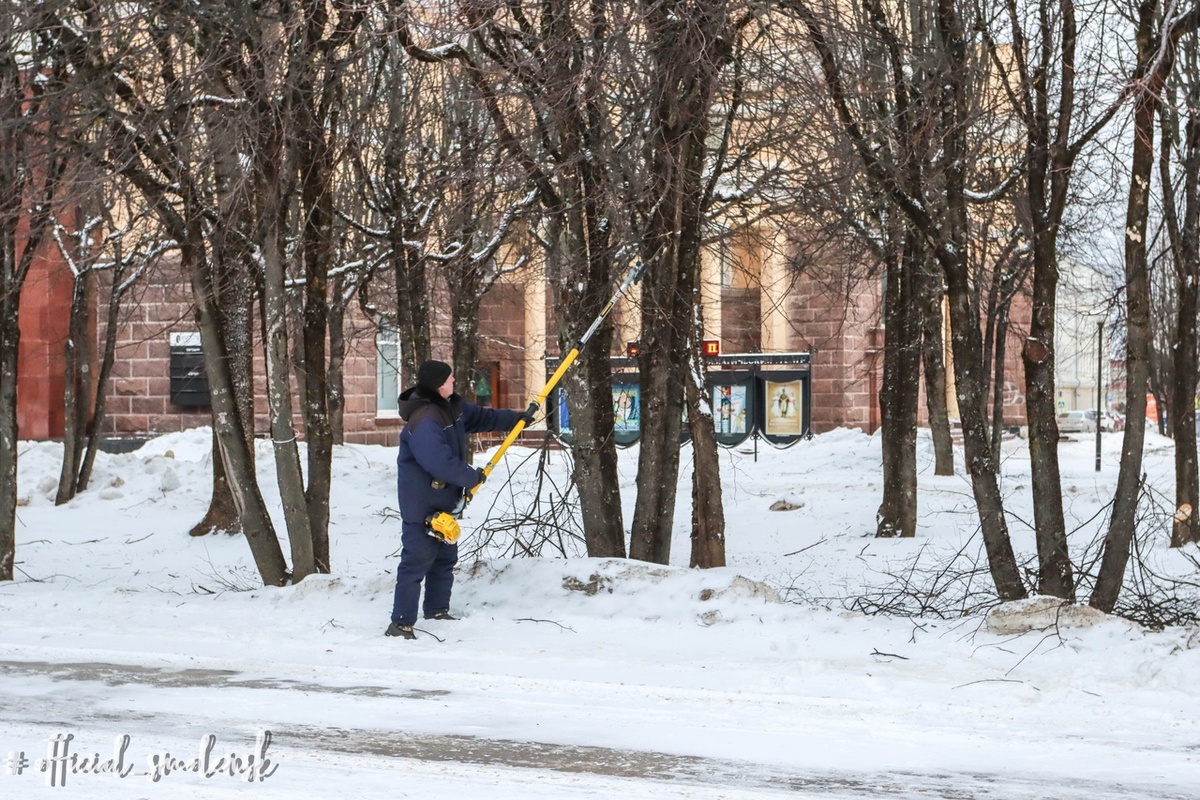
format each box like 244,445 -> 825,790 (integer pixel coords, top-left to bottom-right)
384,623 -> 416,640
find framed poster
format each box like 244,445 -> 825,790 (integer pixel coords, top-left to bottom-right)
712,383 -> 749,435
556,387 -> 571,434
612,384 -> 641,433
764,379 -> 804,436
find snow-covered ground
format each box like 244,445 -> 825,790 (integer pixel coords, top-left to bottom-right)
2,426 -> 1198,798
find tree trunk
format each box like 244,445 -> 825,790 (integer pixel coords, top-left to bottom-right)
564,345 -> 627,559
451,276 -> 482,463
1022,203 -> 1074,599
189,430 -> 241,537
0,140 -> 63,581
918,257 -> 953,476
629,0 -> 729,565
328,275 -> 348,446
629,261 -> 688,564
56,268 -> 92,505
301,180 -> 333,575
393,240 -> 431,388
77,256 -> 130,494
1168,275 -> 1196,546
934,0 -> 1024,601
259,170 -> 316,582
185,238 -> 289,586
686,309 -> 725,569
989,296 -> 1011,460
877,232 -> 921,538
550,207 -> 625,558
1161,73 -> 1200,548
0,305 -> 19,581
1091,1 -> 1163,611
944,265 -> 1027,600
188,91 -> 257,539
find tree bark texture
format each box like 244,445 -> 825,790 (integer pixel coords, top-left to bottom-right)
876,232 -> 921,538
1161,66 -> 1200,548
1091,1 -> 1164,611
686,308 -> 726,568
630,0 -> 730,565
184,238 -> 289,586
256,129 -> 316,582
918,258 -> 954,477
549,175 -> 626,558
0,303 -> 19,582
55,268 -> 92,505
1021,237 -> 1073,598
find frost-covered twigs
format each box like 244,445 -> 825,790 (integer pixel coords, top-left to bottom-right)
1105,483 -> 1200,629
192,556 -> 261,594
843,535 -> 1021,619
463,443 -> 585,561
789,480 -> 1200,628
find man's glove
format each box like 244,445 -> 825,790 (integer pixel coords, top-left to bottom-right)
519,408 -> 536,426
474,467 -> 487,486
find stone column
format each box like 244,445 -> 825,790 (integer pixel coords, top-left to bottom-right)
523,269 -> 548,422
760,222 -> 790,352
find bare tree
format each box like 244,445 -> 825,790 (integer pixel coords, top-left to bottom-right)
1158,29 -> 1200,547
628,0 -> 734,564
348,27 -> 533,432
61,1 -> 293,584
348,46 -> 442,381
52,207 -> 103,506
0,3 -> 76,581
780,0 -> 1027,599
1093,0 -> 1200,611
978,0 -> 1135,600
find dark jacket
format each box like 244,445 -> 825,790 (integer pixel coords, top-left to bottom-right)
396,385 -> 521,525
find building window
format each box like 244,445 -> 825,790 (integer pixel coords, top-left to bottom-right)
376,328 -> 401,416
719,237 -> 733,288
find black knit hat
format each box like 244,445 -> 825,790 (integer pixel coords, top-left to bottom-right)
417,360 -> 453,393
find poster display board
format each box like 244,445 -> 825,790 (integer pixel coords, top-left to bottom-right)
764,379 -> 804,436
548,353 -> 811,450
612,377 -> 641,446
555,386 -> 572,439
757,370 -> 811,444
709,371 -> 755,446
552,377 -> 642,446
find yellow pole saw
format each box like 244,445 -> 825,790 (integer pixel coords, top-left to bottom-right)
426,260 -> 650,543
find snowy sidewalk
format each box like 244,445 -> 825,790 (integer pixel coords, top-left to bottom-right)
1,652 -> 1196,800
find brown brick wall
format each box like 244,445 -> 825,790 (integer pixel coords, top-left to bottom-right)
94,259 -> 210,437
26,236 -> 1028,444
785,264 -> 881,433
94,261 -> 531,447
479,282 -> 528,410
720,287 -> 761,353
16,206 -> 77,440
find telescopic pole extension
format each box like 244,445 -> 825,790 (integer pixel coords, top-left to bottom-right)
464,260 -> 649,505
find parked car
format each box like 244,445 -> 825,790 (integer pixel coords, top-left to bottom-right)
1057,410 -> 1096,434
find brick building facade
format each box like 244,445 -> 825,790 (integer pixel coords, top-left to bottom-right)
17,226 -> 1029,445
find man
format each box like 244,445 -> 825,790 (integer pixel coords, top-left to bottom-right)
386,359 -> 528,640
